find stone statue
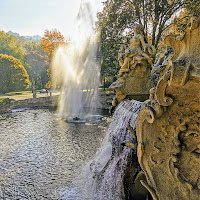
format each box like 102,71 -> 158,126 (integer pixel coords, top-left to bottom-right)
151,46 -> 174,87
154,46 -> 174,75
118,44 -> 126,68
109,24 -> 156,109
118,24 -> 156,79
164,16 -> 200,65
118,46 -> 132,78
136,17 -> 200,200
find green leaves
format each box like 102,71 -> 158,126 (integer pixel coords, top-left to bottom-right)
0,54 -> 30,94
0,31 -> 25,61
24,50 -> 49,87
96,0 -> 196,83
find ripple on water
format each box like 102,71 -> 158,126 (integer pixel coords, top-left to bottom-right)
0,108 -> 108,199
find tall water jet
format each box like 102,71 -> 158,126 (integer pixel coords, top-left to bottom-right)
52,0 -> 100,120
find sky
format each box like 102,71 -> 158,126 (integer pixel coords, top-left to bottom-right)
0,0 -> 103,37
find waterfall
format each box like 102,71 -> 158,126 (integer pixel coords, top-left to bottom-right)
68,99 -> 142,200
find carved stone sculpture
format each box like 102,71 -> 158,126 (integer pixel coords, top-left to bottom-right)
136,17 -> 200,200
109,24 -> 156,109
164,16 -> 200,65
154,46 -> 174,76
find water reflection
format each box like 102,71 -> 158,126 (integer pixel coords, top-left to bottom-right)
0,109 -> 108,199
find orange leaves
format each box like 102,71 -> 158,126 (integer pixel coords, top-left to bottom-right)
40,29 -> 65,87
40,29 -> 65,59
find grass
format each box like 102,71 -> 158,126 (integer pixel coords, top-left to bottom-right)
4,88 -> 113,96
99,88 -> 108,92
6,90 -> 40,95
0,98 -> 5,103
99,88 -> 114,94
0,98 -> 15,103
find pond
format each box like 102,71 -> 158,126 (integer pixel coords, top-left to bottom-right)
0,108 -> 108,199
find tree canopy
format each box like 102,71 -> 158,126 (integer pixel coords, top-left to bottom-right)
0,31 -> 25,61
172,4 -> 200,35
0,54 -> 30,93
24,51 -> 49,89
40,29 -> 65,59
96,0 -> 199,85
40,29 -> 66,88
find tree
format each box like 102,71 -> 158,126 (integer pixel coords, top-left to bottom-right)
185,0 -> 200,16
0,54 -> 30,93
0,31 -> 25,61
96,0 -> 199,83
24,41 -> 40,52
40,29 -> 66,88
40,29 -> 65,59
24,51 -> 49,89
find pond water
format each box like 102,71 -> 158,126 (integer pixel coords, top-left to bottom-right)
0,108 -> 108,200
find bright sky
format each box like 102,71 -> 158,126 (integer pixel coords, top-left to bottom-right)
0,0 -> 103,37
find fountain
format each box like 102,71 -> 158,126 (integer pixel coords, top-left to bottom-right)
71,17 -> 200,200
52,0 -> 100,122
65,23 -> 154,200
0,1 -> 198,198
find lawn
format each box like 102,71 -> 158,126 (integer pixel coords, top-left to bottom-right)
0,98 -> 15,103
6,90 -> 40,95
0,98 -> 5,103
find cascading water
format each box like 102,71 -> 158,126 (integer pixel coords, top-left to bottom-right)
52,0 -> 143,199
94,100 -> 142,200
64,100 -> 142,200
52,0 -> 100,121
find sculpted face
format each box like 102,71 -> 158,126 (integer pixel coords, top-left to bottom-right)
176,118 -> 200,188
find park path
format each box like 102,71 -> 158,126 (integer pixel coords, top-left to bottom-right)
0,92 -> 60,101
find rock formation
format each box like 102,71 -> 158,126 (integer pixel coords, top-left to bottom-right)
136,17 -> 200,200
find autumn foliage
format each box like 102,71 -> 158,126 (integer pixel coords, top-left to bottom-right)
172,6 -> 200,35
0,54 -> 30,93
40,29 -> 65,59
0,31 -> 25,61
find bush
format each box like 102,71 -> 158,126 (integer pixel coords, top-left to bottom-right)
0,98 -> 15,104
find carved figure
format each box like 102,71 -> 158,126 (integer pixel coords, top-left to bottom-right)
118,24 -> 156,79
154,46 -> 174,75
164,16 -> 200,65
109,24 -> 156,105
129,24 -> 147,53
136,17 -> 200,200
118,47 -> 132,77
118,45 -> 126,68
